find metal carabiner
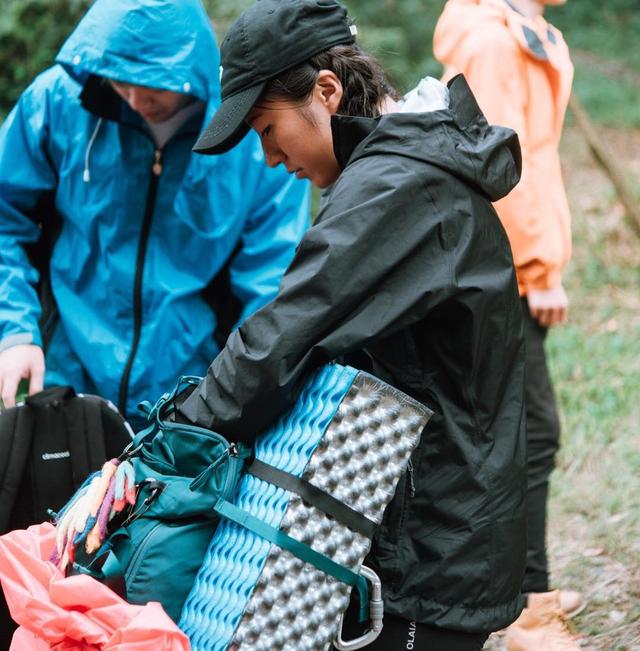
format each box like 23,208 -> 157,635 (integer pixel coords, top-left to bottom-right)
120,478 -> 165,526
333,566 -> 384,650
117,439 -> 144,462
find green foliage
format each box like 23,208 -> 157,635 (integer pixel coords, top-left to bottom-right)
0,1 -> 638,122
333,0 -> 445,93
546,1 -> 640,128
572,68 -> 640,128
0,0 -> 90,119
547,0 -> 640,73
205,0 -> 446,93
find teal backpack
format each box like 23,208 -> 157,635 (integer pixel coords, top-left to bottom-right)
52,377 -> 251,622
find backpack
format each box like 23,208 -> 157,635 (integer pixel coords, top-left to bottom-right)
56,377 -> 251,623
0,385 -> 133,533
0,386 -> 134,646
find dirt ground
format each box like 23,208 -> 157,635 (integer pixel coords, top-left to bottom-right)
483,125 -> 640,651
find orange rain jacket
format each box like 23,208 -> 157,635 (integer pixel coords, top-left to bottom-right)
434,0 -> 573,294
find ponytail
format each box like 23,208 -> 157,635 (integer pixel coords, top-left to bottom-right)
261,44 -> 399,118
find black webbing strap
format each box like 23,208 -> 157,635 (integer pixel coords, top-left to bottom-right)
247,458 -> 377,539
81,397 -> 107,473
62,397 -> 93,488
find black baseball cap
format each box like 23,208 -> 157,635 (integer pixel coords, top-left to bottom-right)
194,0 -> 357,155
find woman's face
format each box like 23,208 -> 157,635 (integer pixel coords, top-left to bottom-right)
247,71 -> 343,189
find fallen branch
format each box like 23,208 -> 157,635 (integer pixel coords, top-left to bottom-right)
568,93 -> 640,239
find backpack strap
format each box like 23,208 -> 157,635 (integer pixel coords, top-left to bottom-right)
0,405 -> 35,532
247,459 -> 377,539
214,497 -> 370,623
60,396 -> 101,488
80,397 -> 109,472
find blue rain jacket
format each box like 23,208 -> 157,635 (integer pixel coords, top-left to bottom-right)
0,0 -> 310,425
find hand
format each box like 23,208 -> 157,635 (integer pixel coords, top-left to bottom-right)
527,285 -> 569,328
0,344 -> 45,408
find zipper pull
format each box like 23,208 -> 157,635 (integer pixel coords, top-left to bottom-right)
407,459 -> 416,498
189,448 -> 231,492
152,149 -> 163,176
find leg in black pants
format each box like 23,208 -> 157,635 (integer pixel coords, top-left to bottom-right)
521,298 -> 561,594
333,612 -> 489,651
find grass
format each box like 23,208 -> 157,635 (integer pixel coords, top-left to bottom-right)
545,125 -> 640,649
484,125 -> 640,650
569,56 -> 640,128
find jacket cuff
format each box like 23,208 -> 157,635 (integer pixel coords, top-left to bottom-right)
523,269 -> 563,292
0,332 -> 36,354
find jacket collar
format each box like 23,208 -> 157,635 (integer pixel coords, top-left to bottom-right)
331,114 -> 379,171
503,0 -> 558,62
447,74 -> 487,128
80,74 -> 122,122
330,75 -> 487,171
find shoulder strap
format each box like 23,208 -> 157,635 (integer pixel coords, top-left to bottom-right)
81,397 -> 109,472
0,405 -> 35,532
96,398 -> 134,459
61,396 -> 112,488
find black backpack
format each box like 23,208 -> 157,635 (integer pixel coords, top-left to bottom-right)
0,385 -> 133,533
0,385 -> 133,645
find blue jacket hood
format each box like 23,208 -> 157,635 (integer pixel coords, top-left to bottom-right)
56,0 -> 220,104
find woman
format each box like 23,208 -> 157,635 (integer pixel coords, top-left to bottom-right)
178,0 -> 528,648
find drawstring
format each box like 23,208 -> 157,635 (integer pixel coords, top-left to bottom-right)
83,117 -> 103,183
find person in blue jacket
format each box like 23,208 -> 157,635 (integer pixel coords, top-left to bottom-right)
0,0 -> 310,427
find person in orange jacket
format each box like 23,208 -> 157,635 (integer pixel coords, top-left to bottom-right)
434,1 -> 582,650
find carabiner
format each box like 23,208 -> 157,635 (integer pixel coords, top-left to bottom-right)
117,439 -> 144,462
333,566 -> 384,650
120,478 -> 165,526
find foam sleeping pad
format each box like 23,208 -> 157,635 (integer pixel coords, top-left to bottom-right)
180,364 -> 432,651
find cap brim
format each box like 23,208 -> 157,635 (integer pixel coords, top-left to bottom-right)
193,82 -> 266,155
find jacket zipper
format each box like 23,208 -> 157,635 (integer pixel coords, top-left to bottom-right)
407,459 -> 416,498
118,149 -> 163,415
41,309 -> 59,350
124,519 -> 163,585
222,444 -> 241,500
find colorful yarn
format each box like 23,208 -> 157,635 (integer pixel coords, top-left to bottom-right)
87,460 -> 118,517
52,457 -> 139,572
86,479 -> 116,553
55,494 -> 87,565
53,472 -> 97,523
113,460 -> 136,511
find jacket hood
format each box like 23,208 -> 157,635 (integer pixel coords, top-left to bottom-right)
56,0 -> 220,104
332,75 -> 522,202
434,0 -> 563,66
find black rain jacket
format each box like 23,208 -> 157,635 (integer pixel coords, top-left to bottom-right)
179,76 -> 528,631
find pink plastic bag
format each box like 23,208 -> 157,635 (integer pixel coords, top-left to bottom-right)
0,523 -> 190,650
